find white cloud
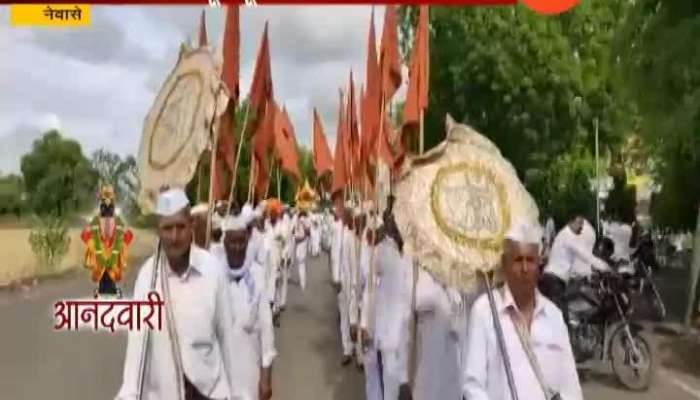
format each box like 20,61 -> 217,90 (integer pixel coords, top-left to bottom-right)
0,5 -> 406,175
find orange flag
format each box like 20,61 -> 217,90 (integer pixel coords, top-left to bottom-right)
253,99 -> 276,163
362,9 -> 381,166
380,5 -> 402,103
198,10 -> 208,47
213,5 -> 240,201
274,106 -> 301,182
347,71 -> 362,188
403,6 -> 430,130
222,5 -> 240,104
312,108 -> 333,177
249,22 -> 273,131
331,90 -> 347,195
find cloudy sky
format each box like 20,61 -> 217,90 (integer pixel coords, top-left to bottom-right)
0,5 -> 408,173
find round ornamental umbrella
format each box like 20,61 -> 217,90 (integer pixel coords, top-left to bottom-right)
393,114 -> 540,294
137,44 -> 230,215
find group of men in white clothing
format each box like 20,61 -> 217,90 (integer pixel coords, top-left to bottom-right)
115,187 -> 331,400
327,196 -> 596,400
117,186 -> 605,400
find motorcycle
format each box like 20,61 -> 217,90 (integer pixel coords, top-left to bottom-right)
566,268 -> 654,391
600,232 -> 667,320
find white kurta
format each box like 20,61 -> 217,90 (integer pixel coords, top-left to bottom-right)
263,220 -> 285,305
359,234 -> 383,400
212,246 -> 277,400
115,246 -> 236,400
332,220 -> 352,356
412,270 -> 462,400
372,238 -> 412,400
545,221 -> 608,282
462,285 -> 583,400
310,214 -> 321,257
293,214 -> 310,291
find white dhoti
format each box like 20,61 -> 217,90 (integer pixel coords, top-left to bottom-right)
310,227 -> 321,257
338,290 -> 353,357
363,347 -> 383,400
295,240 -> 308,291
378,347 -> 406,400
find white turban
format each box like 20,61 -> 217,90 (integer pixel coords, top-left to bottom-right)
241,203 -> 254,224
223,211 -> 251,232
191,203 -> 209,216
504,220 -> 543,248
212,213 -> 222,230
254,201 -> 267,218
155,188 -> 190,217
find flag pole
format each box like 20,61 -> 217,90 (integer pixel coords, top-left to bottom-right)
205,122 -> 220,250
419,109 -> 425,155
277,161 -> 282,199
227,102 -> 251,215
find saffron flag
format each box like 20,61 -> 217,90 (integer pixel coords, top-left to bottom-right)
312,108 -> 333,177
274,106 -> 301,182
331,90 -> 347,195
380,5 -> 402,103
403,6 -> 430,130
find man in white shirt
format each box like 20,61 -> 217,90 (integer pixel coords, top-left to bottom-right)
309,211 -> 321,257
463,221 -> 583,400
541,214 -> 609,314
263,199 -> 284,324
367,211 -> 413,400
212,210 -> 276,400
293,208 -> 312,291
115,188 -> 237,400
332,207 -> 353,364
279,207 -> 294,310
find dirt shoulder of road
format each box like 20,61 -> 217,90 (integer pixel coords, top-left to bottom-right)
0,227 -> 156,289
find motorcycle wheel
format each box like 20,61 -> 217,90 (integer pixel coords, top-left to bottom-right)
609,326 -> 654,391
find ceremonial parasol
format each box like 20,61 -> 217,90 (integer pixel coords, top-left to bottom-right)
136,43 -> 229,214
393,114 -> 540,293
295,180 -> 318,212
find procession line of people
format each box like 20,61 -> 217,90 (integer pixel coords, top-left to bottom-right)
115,187 -> 326,400
115,187 -> 599,400
327,198 -> 590,400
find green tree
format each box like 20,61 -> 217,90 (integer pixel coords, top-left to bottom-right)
20,130 -> 98,217
398,3 -> 634,220
91,149 -> 140,218
0,173 -> 24,217
615,0 -> 700,230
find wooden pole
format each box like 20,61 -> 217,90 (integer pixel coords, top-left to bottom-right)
248,153 -> 256,204
277,161 -> 282,199
419,109 -> 425,155
226,102 -> 251,216
265,158 -> 275,199
196,161 -> 204,203
205,128 -> 219,249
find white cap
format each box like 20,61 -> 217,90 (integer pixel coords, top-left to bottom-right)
367,216 -> 382,230
155,188 -> 190,217
191,203 -> 209,215
223,211 -> 251,232
254,201 -> 266,218
212,213 -> 222,230
352,207 -> 363,218
504,220 -> 543,247
241,203 -> 254,225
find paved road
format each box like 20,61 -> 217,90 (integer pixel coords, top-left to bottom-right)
0,252 -> 699,399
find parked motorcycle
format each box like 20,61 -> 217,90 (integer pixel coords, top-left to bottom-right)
567,269 -> 654,390
595,233 -> 667,320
